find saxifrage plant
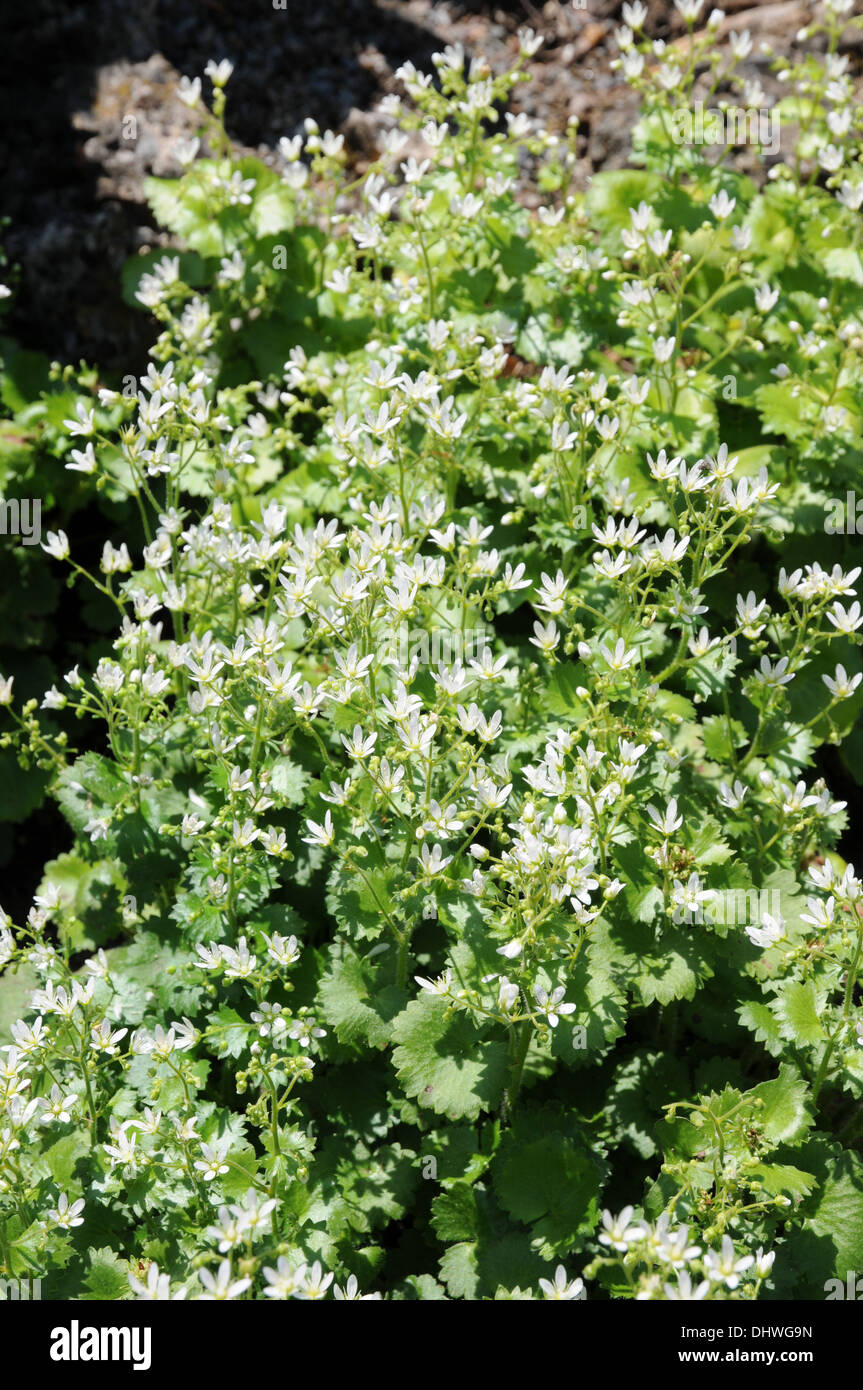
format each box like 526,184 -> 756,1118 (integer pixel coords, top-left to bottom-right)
1,0 -> 863,1301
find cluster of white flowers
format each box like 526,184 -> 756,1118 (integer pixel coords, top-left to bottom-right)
1,18 -> 861,1303
537,1208 -> 775,1302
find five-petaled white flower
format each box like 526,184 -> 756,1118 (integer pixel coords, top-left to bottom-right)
47,1193 -> 85,1229
533,984 -> 576,1028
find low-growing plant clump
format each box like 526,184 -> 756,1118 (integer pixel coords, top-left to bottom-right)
1,0 -> 863,1301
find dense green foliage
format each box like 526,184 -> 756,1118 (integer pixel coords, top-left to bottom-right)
1,5 -> 863,1301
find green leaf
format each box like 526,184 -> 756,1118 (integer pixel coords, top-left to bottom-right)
772,979 -> 827,1047
36,1132 -> 92,1187
748,1163 -> 817,1200
318,942 -> 406,1050
801,1149 -> 863,1280
36,853 -> 127,951
326,849 -> 399,943
822,246 -> 863,286
550,922 -> 627,1067
80,1248 -> 131,1300
687,814 -> 733,867
270,757 -> 311,807
403,1273 -> 448,1300
0,752 -> 47,821
0,961 -> 39,1035
439,1241 -> 479,1299
779,1144 -> 863,1293
542,661 -> 588,719
738,999 -> 784,1052
208,1006 -> 250,1059
750,1065 -> 813,1146
431,1184 -> 480,1243
754,380 -> 812,443
55,753 -> 126,837
391,995 -> 509,1121
585,169 -> 664,235
494,1120 -> 606,1259
630,925 -> 714,1007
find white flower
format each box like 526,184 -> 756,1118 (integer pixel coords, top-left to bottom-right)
653,335 -> 676,363
90,1020 -> 128,1055
221,937 -> 257,980
533,984 -> 576,1028
302,810 -> 335,847
263,1256 -> 302,1299
828,601 -> 863,635
709,189 -> 736,221
600,638 -> 639,673
333,1274 -> 381,1300
295,1260 -> 334,1300
195,1141 -> 231,1181
174,137 -> 200,166
197,1260 -> 251,1300
754,284 -> 779,313
688,626 -> 719,657
729,28 -> 753,59
530,620 -> 560,655
538,1265 -> 585,1300
534,570 -> 569,616
517,25 -> 543,56
822,665 -> 862,700
497,939 -> 523,959
664,1271 -> 710,1300
129,1263 -> 186,1301
266,933 -> 300,967
42,530 -> 70,561
718,780 -> 747,811
598,1206 -> 643,1253
800,896 -> 835,931
622,1 -> 648,27
754,655 -> 794,689
419,842 -> 452,877
415,968 -> 453,996
497,976 -> 520,1013
177,76 -> 202,108
47,1192 -> 85,1228
63,403 -> 95,437
746,913 -> 785,949
671,872 -> 715,920
341,725 -> 377,759
647,798 -> 683,836
704,1234 -> 754,1289
67,443 -> 97,474
205,59 -> 234,87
